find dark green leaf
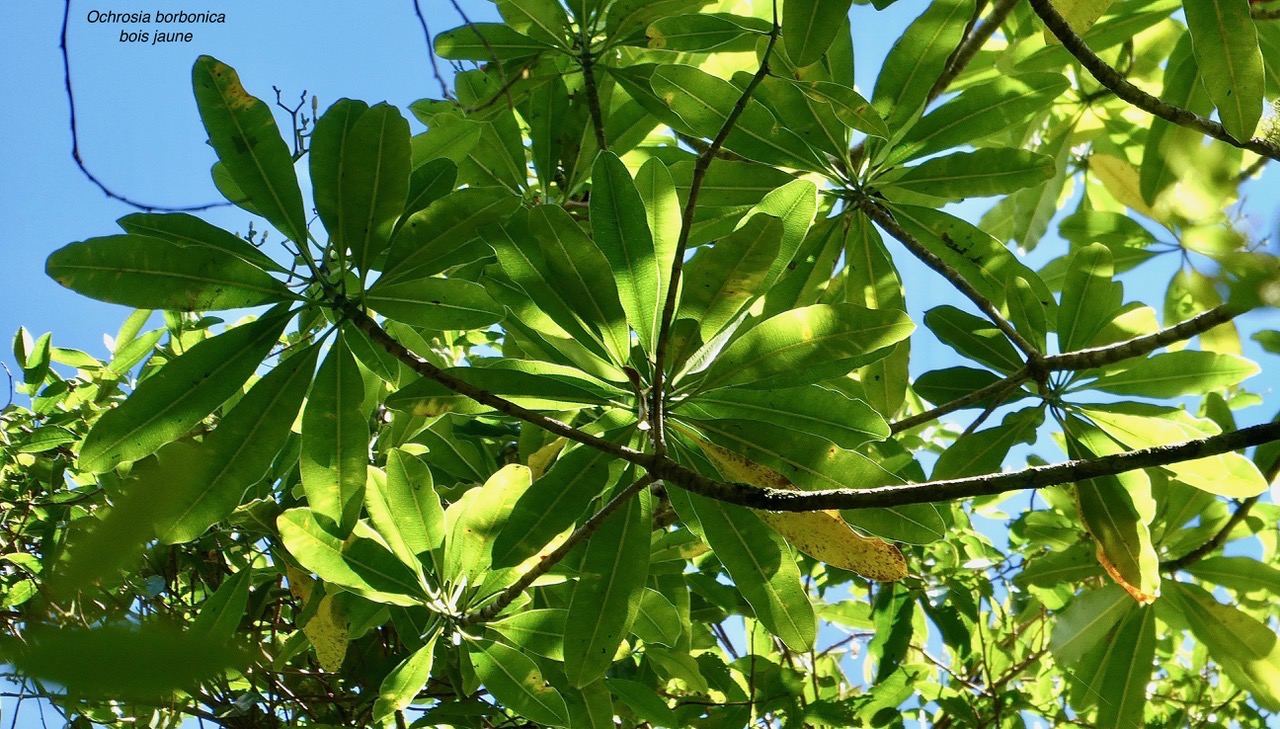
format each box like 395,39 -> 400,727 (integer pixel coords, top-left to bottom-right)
47,235 -> 292,311
192,56 -> 307,243
300,333 -> 368,537
78,308 -> 290,473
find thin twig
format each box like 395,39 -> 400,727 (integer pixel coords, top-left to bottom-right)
412,0 -> 454,100
652,2 -> 782,456
1029,0 -> 1280,160
59,0 -> 227,212
461,475 -> 656,624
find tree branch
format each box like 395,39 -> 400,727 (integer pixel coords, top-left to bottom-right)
856,196 -> 1042,361
1029,0 -> 1280,160
580,45 -> 609,151
652,420 -> 1280,511
651,3 -> 782,456
461,474 -> 656,624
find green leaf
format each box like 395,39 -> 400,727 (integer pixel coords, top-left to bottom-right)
1082,403 -> 1268,498
842,504 -> 948,544
386,363 -> 618,417
192,569 -> 253,637
695,303 -> 914,392
591,152 -> 661,351
1048,585 -> 1132,665
1007,276 -> 1049,353
887,149 -> 1056,199
635,158 -> 680,353
674,214 -> 786,360
491,413 -> 634,569
192,56 -> 307,243
47,235 -> 292,311
373,637 -> 438,721
667,485 -> 817,651
158,344 -> 318,544
118,212 -> 287,273
301,333 -> 368,538
78,308 -> 290,473
676,385 -> 889,450
1183,0 -> 1264,141
0,623 -> 247,701
913,366 -> 1024,410
924,305 -> 1024,374
1068,416 -> 1160,603
565,488 -> 653,687
469,640 -> 570,726
277,508 -> 424,606
1164,582 -> 1280,711
443,464 -> 532,586
871,0 -> 976,124
783,0 -> 854,67
888,73 -> 1070,164
632,589 -> 684,647
605,678 -> 680,728
1185,556 -> 1280,596
1093,606 -> 1157,728
315,103 -> 411,275
796,80 -> 890,139
1140,35 -> 1213,204
496,0 -> 570,45
434,23 -> 553,61
366,276 -> 503,331
932,407 -> 1044,480
650,64 -> 822,170
689,418 -> 898,493
366,452 -> 445,569
1058,243 -> 1123,352
528,205 -> 632,366
647,13 -> 766,52
488,212 -> 619,367
488,609 -> 568,661
1085,350 -> 1260,398
383,188 -> 521,284
889,205 -> 1057,321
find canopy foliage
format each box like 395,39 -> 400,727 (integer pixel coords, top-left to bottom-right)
4,0 -> 1280,726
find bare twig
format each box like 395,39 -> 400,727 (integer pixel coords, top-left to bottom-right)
412,0 -> 454,100
1029,0 -> 1280,160
59,0 -> 228,212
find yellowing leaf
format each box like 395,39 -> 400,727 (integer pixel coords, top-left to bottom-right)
1090,154 -> 1156,219
687,433 -> 907,581
528,437 -> 567,480
285,565 -> 349,671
